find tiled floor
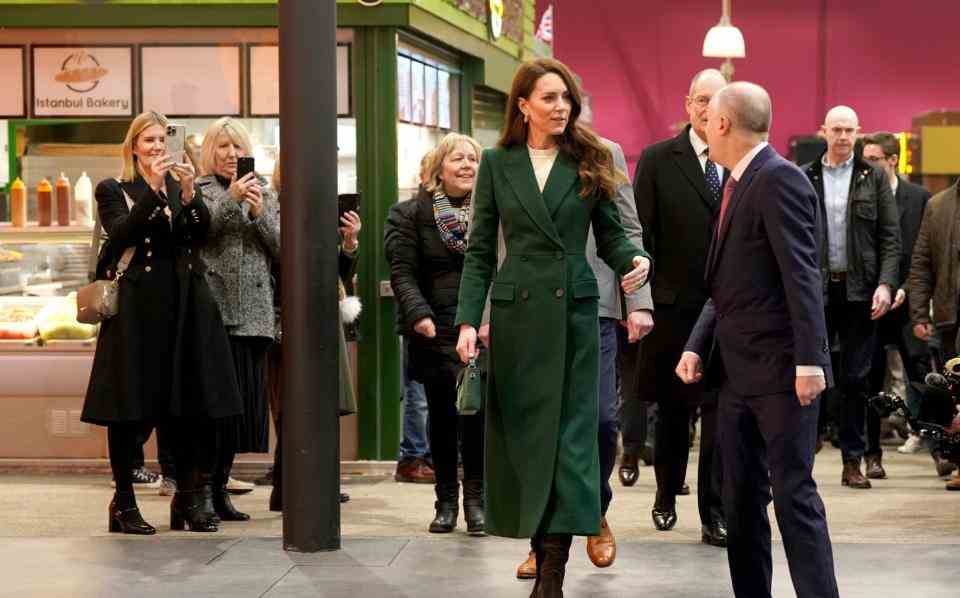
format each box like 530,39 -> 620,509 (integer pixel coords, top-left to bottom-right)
0,445 -> 956,597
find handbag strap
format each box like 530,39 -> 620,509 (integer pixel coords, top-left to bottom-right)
112,179 -> 138,280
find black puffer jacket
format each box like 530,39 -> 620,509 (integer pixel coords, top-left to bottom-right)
384,187 -> 466,369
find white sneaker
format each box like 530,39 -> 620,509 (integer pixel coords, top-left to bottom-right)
897,434 -> 924,454
226,476 -> 255,494
158,477 -> 177,496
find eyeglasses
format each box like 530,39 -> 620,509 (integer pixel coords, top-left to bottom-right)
689,95 -> 711,107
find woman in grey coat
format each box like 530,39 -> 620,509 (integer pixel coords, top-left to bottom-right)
197,117 -> 280,521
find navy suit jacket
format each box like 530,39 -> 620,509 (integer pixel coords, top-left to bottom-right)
685,145 -> 832,397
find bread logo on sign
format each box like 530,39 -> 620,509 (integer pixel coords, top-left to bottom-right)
54,50 -> 109,93
488,0 -> 504,40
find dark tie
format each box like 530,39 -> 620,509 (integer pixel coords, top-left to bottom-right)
716,177 -> 738,239
704,156 -> 721,202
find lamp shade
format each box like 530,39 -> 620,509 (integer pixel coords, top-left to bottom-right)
702,24 -> 745,58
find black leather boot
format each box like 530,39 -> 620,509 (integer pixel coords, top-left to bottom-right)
428,482 -> 459,533
199,470 -> 220,524
462,479 -> 485,536
108,491 -> 156,535
170,491 -> 218,532
214,486 -> 251,521
538,534 -> 572,597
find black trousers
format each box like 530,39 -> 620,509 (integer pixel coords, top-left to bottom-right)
866,304 -> 932,455
616,328 -> 656,457
110,417 -> 216,493
133,421 -> 176,478
825,280 -> 878,462
421,363 -> 483,486
651,399 -> 723,527
719,385 -> 839,598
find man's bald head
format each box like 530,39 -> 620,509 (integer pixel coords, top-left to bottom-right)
712,82 -> 772,139
688,69 -> 727,97
823,105 -> 859,128
821,105 -> 860,164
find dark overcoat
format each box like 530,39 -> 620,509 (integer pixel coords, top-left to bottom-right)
633,126 -> 723,403
455,145 -> 647,538
82,174 -> 242,425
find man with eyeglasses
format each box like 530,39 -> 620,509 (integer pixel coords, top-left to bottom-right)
802,107 -> 901,489
629,68 -> 727,546
861,132 -> 931,467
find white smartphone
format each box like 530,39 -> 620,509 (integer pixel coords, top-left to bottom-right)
165,123 -> 187,165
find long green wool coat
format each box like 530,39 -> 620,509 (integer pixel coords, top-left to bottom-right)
455,145 -> 648,538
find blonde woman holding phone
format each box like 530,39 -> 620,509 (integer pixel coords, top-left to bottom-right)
82,111 -> 242,534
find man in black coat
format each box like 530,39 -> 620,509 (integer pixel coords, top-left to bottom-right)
679,81 -> 839,598
802,107 -> 901,489
861,132 -> 931,472
628,68 -> 726,546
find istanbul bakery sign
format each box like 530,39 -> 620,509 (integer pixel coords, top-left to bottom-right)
33,46 -> 134,117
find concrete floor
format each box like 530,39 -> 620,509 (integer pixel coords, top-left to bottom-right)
0,444 -> 957,597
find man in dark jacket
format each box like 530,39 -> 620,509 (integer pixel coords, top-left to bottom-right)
802,106 -> 901,489
631,68 -> 726,545
862,132 -> 931,471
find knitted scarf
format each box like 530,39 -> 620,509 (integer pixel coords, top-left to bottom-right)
432,189 -> 471,254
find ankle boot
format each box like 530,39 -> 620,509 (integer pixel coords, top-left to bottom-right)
462,479 -> 485,536
428,482 -> 459,533
214,485 -> 251,521
538,534 -> 572,598
171,491 -> 218,532
198,471 -> 220,524
108,491 -> 156,535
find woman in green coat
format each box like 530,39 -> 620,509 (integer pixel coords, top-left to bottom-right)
455,58 -> 651,597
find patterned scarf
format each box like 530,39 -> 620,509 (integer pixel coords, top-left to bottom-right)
432,189 -> 471,254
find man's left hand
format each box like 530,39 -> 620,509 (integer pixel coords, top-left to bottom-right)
892,288 -> 906,310
871,284 -> 892,320
796,374 -> 825,406
622,310 -> 654,342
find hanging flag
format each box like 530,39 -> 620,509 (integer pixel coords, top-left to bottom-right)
536,5 -> 553,43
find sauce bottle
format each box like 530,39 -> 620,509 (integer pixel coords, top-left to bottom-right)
37,178 -> 53,226
56,172 -> 71,226
10,178 -> 27,228
74,172 -> 93,227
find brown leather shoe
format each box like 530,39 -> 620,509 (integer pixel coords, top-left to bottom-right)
946,473 -> 960,491
934,454 -> 958,478
516,550 -> 537,579
619,454 -> 639,487
841,459 -> 872,489
586,517 -> 616,568
394,458 -> 435,484
864,454 -> 887,479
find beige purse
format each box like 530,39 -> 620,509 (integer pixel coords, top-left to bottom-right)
75,182 -> 137,325
76,246 -> 135,324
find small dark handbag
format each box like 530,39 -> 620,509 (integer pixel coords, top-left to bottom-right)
456,353 -> 485,416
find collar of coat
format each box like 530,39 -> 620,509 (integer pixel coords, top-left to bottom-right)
501,143 -> 579,249
805,150 -> 874,181
122,173 -> 183,218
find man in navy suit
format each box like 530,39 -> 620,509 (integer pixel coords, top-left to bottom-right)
677,82 -> 840,598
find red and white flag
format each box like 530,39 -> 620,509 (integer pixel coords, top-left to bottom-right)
536,5 -> 553,43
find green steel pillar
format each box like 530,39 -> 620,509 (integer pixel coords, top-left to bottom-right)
353,26 -> 402,460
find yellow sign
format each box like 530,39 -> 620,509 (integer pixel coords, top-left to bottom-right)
488,0 -> 504,40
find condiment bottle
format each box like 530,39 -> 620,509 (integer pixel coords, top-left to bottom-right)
10,178 -> 26,228
37,178 -> 53,226
56,172 -> 71,226
74,172 -> 93,227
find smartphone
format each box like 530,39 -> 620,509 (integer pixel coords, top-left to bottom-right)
338,193 -> 360,220
237,156 -> 256,180
165,123 -> 187,164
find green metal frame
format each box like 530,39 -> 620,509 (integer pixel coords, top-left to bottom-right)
353,27 -> 401,460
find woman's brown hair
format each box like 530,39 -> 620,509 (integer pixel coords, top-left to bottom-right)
499,58 -> 624,199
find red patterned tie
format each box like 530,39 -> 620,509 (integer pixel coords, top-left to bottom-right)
716,177 -> 738,239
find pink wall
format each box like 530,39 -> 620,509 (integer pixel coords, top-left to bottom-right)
550,0 -> 960,172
